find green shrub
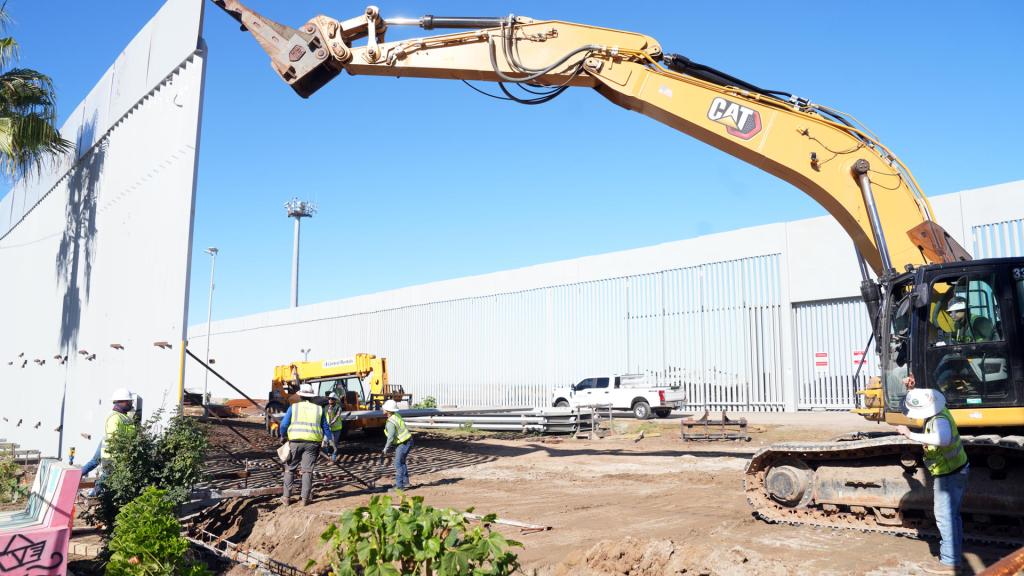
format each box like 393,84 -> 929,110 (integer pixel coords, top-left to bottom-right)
106,487 -> 211,576
85,410 -> 208,530
316,493 -> 521,576
0,457 -> 26,502
413,396 -> 438,409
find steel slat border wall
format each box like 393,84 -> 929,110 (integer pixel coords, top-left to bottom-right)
192,253 -> 783,410
628,253 -> 784,411
973,219 -> 1024,258
792,297 -> 877,410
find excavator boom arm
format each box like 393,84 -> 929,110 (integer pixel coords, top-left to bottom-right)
211,1 -> 971,276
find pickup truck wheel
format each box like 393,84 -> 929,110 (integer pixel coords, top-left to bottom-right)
554,399 -> 570,408
632,400 -> 652,420
654,409 -> 671,419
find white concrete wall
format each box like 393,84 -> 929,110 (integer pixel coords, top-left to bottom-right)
0,0 -> 205,457
188,181 -> 1024,409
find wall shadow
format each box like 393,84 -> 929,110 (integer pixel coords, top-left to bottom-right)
55,116 -> 105,353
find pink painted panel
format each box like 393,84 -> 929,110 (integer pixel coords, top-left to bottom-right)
0,464 -> 81,575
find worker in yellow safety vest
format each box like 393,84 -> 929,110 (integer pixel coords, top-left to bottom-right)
279,383 -> 331,506
324,393 -> 346,463
81,387 -> 136,495
897,388 -> 969,575
381,399 -> 413,490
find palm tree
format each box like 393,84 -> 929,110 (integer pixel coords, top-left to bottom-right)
0,6 -> 71,179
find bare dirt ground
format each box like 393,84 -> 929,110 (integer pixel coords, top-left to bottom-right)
194,413 -> 1014,575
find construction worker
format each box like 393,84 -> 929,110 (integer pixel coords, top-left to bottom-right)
946,296 -> 994,343
324,393 -> 346,463
81,388 -> 136,495
897,388 -> 969,575
279,383 -> 331,506
381,399 -> 413,490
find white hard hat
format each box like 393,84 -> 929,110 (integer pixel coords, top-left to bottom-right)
110,387 -> 134,403
382,399 -> 399,413
947,297 -> 967,313
297,383 -> 316,397
904,388 -> 945,420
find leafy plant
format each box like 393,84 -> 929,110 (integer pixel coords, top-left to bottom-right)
458,421 -> 476,433
0,6 -> 72,179
106,487 -> 211,576
0,457 -> 26,502
413,396 -> 438,409
316,493 -> 521,576
84,409 -> 208,530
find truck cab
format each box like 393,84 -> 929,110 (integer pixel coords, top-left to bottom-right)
551,375 -> 685,419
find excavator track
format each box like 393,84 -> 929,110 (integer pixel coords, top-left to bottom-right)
745,434 -> 1024,546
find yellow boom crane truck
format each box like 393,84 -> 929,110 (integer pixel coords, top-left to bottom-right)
266,353 -> 411,437
212,1 -> 1024,543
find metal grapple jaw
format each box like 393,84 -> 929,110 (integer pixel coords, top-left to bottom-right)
211,0 -> 386,98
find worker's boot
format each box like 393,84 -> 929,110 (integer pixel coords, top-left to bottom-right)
301,499 -> 310,507
918,558 -> 956,575
280,496 -> 291,507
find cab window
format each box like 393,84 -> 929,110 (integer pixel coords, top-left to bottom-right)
925,272 -> 1011,406
575,379 -> 594,391
928,274 -> 1002,345
316,380 -> 335,397
1016,269 -> 1024,324
883,282 -> 912,410
594,378 -> 610,389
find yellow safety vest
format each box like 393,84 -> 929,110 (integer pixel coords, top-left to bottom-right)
385,413 -> 412,445
101,411 -> 133,459
326,405 -> 345,432
287,401 -> 324,442
922,408 -> 968,476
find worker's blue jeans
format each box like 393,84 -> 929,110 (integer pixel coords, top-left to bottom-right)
80,443 -> 102,476
394,437 -> 413,489
933,463 -> 969,566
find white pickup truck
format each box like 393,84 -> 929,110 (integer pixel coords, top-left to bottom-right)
551,375 -> 685,419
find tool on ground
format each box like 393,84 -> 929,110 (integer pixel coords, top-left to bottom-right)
680,410 -> 750,442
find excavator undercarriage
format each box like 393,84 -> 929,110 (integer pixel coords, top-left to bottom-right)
746,435 -> 1024,545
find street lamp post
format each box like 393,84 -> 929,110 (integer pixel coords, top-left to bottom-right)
203,247 -> 219,414
285,198 -> 316,308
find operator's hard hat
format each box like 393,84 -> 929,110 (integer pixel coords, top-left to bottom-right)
947,297 -> 967,312
382,399 -> 399,413
297,383 -> 316,397
110,387 -> 134,403
904,388 -> 945,420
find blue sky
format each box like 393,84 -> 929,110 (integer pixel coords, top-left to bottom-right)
8,1 -> 1024,327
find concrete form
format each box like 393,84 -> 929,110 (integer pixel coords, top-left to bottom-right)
0,0 -> 206,457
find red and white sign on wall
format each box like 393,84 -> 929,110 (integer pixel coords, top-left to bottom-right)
853,351 -> 867,366
814,352 -> 829,374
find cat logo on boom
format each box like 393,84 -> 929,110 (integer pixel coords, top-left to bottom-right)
707,97 -> 762,140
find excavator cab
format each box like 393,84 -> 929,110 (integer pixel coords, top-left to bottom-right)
878,259 -> 1024,429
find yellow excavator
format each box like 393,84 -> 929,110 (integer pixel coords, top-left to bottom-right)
212,2 -> 1024,543
266,352 -> 411,436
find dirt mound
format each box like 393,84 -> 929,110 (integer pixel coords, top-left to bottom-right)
539,536 -> 800,576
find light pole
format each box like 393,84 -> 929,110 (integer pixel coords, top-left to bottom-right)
301,348 -> 311,362
203,247 -> 219,414
285,198 -> 316,308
